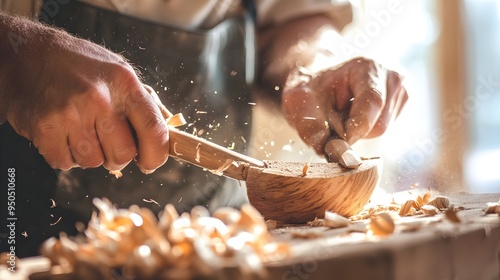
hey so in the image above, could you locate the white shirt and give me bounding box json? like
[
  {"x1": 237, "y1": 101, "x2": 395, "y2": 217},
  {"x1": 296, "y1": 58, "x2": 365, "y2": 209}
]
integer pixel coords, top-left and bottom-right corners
[{"x1": 1, "y1": 0, "x2": 352, "y2": 30}]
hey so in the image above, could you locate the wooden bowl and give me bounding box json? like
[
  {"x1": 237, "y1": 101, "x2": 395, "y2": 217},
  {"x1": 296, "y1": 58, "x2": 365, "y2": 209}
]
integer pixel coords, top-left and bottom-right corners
[{"x1": 246, "y1": 159, "x2": 380, "y2": 223}]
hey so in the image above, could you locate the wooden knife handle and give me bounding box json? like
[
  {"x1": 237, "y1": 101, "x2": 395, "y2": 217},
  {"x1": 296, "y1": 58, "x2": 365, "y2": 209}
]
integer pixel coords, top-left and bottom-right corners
[{"x1": 168, "y1": 129, "x2": 265, "y2": 180}]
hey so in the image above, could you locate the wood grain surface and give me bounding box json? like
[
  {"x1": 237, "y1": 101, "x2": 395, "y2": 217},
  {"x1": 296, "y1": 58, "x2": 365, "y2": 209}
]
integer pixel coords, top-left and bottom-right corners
[
  {"x1": 7, "y1": 193, "x2": 500, "y2": 280},
  {"x1": 246, "y1": 159, "x2": 380, "y2": 223}
]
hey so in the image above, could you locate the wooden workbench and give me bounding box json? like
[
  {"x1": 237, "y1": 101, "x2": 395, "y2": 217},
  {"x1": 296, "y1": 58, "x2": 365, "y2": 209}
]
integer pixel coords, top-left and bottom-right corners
[{"x1": 3, "y1": 192, "x2": 500, "y2": 280}]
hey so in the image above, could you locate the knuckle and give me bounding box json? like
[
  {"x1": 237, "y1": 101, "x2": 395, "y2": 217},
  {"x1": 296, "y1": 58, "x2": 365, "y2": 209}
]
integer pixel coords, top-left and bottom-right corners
[
  {"x1": 144, "y1": 113, "x2": 165, "y2": 132},
  {"x1": 71, "y1": 139, "x2": 104, "y2": 168},
  {"x1": 111, "y1": 62, "x2": 140, "y2": 87},
  {"x1": 34, "y1": 120, "x2": 59, "y2": 139},
  {"x1": 112, "y1": 146, "x2": 136, "y2": 167},
  {"x1": 75, "y1": 153, "x2": 103, "y2": 168},
  {"x1": 78, "y1": 156, "x2": 104, "y2": 168},
  {"x1": 42, "y1": 150, "x2": 73, "y2": 170},
  {"x1": 353, "y1": 57, "x2": 376, "y2": 68}
]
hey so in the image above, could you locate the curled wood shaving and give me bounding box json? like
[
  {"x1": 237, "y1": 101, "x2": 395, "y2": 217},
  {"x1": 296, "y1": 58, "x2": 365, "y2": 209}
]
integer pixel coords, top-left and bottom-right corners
[
  {"x1": 109, "y1": 170, "x2": 123, "y2": 179},
  {"x1": 142, "y1": 198, "x2": 161, "y2": 208},
  {"x1": 41, "y1": 199, "x2": 288, "y2": 278},
  {"x1": 422, "y1": 192, "x2": 432, "y2": 204},
  {"x1": 399, "y1": 200, "x2": 415, "y2": 216},
  {"x1": 369, "y1": 212, "x2": 395, "y2": 236},
  {"x1": 209, "y1": 159, "x2": 236, "y2": 176},
  {"x1": 350, "y1": 204, "x2": 401, "y2": 221},
  {"x1": 484, "y1": 202, "x2": 500, "y2": 214},
  {"x1": 172, "y1": 142, "x2": 182, "y2": 156},
  {"x1": 195, "y1": 143, "x2": 201, "y2": 163},
  {"x1": 324, "y1": 211, "x2": 350, "y2": 228},
  {"x1": 414, "y1": 195, "x2": 424, "y2": 210},
  {"x1": 427, "y1": 196, "x2": 450, "y2": 210},
  {"x1": 50, "y1": 216, "x2": 62, "y2": 226},
  {"x1": 265, "y1": 219, "x2": 277, "y2": 230},
  {"x1": 165, "y1": 113, "x2": 187, "y2": 127},
  {"x1": 421, "y1": 205, "x2": 439, "y2": 216}
]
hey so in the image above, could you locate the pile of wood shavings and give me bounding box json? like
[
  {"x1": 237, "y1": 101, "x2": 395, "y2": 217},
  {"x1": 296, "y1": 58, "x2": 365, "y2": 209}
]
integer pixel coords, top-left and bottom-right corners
[
  {"x1": 40, "y1": 198, "x2": 288, "y2": 279},
  {"x1": 302, "y1": 189, "x2": 466, "y2": 238}
]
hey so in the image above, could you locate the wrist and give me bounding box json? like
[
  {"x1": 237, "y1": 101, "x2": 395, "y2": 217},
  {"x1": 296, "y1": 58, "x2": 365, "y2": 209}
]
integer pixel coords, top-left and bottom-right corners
[
  {"x1": 259, "y1": 14, "x2": 346, "y2": 97},
  {"x1": 0, "y1": 13, "x2": 55, "y2": 123}
]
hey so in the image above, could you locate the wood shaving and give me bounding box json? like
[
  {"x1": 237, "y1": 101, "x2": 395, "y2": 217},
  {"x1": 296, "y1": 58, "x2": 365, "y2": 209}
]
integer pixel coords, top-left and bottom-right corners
[
  {"x1": 50, "y1": 198, "x2": 56, "y2": 208},
  {"x1": 301, "y1": 163, "x2": 309, "y2": 177},
  {"x1": 173, "y1": 142, "x2": 182, "y2": 156},
  {"x1": 209, "y1": 159, "x2": 235, "y2": 176},
  {"x1": 399, "y1": 200, "x2": 415, "y2": 216},
  {"x1": 422, "y1": 192, "x2": 432, "y2": 204},
  {"x1": 484, "y1": 202, "x2": 500, "y2": 214},
  {"x1": 324, "y1": 211, "x2": 350, "y2": 228},
  {"x1": 165, "y1": 113, "x2": 187, "y2": 127},
  {"x1": 265, "y1": 219, "x2": 277, "y2": 230},
  {"x1": 307, "y1": 217, "x2": 325, "y2": 227},
  {"x1": 360, "y1": 156, "x2": 381, "y2": 160},
  {"x1": 427, "y1": 196, "x2": 450, "y2": 210},
  {"x1": 50, "y1": 216, "x2": 62, "y2": 226},
  {"x1": 421, "y1": 205, "x2": 439, "y2": 216},
  {"x1": 142, "y1": 198, "x2": 161, "y2": 208},
  {"x1": 195, "y1": 143, "x2": 201, "y2": 163},
  {"x1": 109, "y1": 170, "x2": 123, "y2": 179},
  {"x1": 369, "y1": 212, "x2": 395, "y2": 236},
  {"x1": 350, "y1": 204, "x2": 401, "y2": 221},
  {"x1": 41, "y1": 199, "x2": 287, "y2": 279},
  {"x1": 414, "y1": 195, "x2": 424, "y2": 210}
]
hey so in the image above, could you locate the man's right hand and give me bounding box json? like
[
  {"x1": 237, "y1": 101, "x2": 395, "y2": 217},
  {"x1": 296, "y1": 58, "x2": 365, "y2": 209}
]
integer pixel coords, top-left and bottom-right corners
[{"x1": 0, "y1": 13, "x2": 169, "y2": 173}]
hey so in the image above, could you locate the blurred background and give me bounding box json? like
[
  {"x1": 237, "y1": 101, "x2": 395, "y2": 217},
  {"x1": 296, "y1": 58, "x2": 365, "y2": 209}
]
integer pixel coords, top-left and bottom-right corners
[
  {"x1": 2, "y1": 0, "x2": 500, "y2": 194},
  {"x1": 250, "y1": 0, "x2": 500, "y2": 194}
]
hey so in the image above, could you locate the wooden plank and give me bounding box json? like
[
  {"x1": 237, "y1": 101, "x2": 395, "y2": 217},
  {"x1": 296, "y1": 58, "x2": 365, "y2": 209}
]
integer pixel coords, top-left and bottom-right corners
[{"x1": 4, "y1": 193, "x2": 500, "y2": 280}]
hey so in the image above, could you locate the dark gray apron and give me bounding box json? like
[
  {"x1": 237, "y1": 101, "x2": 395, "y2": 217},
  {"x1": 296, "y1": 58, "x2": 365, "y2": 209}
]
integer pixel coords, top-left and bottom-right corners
[{"x1": 0, "y1": 0, "x2": 256, "y2": 257}]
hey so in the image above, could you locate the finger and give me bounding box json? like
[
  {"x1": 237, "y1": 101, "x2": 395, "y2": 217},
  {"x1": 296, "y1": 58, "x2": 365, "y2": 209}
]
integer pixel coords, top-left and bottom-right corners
[
  {"x1": 124, "y1": 86, "x2": 169, "y2": 173},
  {"x1": 364, "y1": 70, "x2": 402, "y2": 138},
  {"x1": 32, "y1": 119, "x2": 76, "y2": 170},
  {"x1": 395, "y1": 86, "x2": 409, "y2": 118},
  {"x1": 68, "y1": 125, "x2": 105, "y2": 168},
  {"x1": 321, "y1": 74, "x2": 350, "y2": 138},
  {"x1": 367, "y1": 71, "x2": 409, "y2": 138},
  {"x1": 344, "y1": 67, "x2": 386, "y2": 144},
  {"x1": 96, "y1": 114, "x2": 137, "y2": 171},
  {"x1": 143, "y1": 84, "x2": 173, "y2": 120},
  {"x1": 282, "y1": 86, "x2": 331, "y2": 154}
]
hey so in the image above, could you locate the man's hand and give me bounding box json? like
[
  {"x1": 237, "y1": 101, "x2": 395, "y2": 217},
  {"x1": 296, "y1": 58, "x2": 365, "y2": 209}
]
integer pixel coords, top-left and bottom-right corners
[
  {"x1": 258, "y1": 14, "x2": 408, "y2": 156},
  {"x1": 0, "y1": 13, "x2": 169, "y2": 173},
  {"x1": 282, "y1": 57, "x2": 408, "y2": 155}
]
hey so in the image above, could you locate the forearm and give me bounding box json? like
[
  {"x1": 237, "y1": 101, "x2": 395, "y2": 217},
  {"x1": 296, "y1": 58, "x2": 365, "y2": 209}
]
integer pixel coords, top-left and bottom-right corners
[{"x1": 257, "y1": 14, "x2": 346, "y2": 98}]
